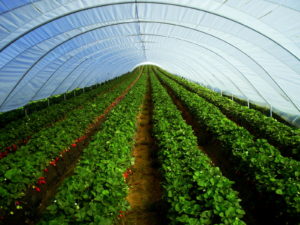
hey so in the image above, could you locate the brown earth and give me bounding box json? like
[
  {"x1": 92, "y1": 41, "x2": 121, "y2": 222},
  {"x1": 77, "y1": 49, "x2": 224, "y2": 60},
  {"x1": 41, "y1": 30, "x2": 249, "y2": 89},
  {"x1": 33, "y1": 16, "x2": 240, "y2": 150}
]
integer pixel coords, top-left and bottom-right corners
[{"x1": 119, "y1": 80, "x2": 165, "y2": 225}]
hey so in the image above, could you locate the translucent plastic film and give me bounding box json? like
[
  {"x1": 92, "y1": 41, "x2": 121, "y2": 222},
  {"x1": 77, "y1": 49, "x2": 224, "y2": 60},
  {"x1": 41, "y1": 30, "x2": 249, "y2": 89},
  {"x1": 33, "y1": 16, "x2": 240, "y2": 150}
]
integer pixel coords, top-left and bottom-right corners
[{"x1": 0, "y1": 0, "x2": 299, "y2": 126}]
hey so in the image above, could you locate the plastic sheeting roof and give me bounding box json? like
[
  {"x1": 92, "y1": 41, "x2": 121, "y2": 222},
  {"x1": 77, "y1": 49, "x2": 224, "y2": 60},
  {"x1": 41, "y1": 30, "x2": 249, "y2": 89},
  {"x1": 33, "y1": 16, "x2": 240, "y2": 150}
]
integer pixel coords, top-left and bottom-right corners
[{"x1": 0, "y1": 0, "x2": 299, "y2": 125}]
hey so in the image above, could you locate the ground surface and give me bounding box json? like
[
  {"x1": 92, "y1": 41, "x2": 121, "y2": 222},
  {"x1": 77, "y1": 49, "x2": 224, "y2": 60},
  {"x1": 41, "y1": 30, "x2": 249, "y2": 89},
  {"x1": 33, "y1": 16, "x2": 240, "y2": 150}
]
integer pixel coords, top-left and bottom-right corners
[{"x1": 120, "y1": 83, "x2": 165, "y2": 225}]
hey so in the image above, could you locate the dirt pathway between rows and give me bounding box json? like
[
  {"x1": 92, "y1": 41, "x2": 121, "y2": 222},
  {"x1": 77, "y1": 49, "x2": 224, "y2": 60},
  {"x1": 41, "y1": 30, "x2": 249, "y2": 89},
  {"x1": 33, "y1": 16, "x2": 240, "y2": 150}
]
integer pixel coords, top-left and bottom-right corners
[{"x1": 119, "y1": 79, "x2": 165, "y2": 225}]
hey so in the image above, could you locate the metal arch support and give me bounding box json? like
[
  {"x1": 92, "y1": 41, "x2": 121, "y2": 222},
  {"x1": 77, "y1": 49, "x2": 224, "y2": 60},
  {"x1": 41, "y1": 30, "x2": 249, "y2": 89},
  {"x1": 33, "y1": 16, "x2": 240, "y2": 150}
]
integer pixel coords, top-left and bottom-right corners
[
  {"x1": 146, "y1": 48, "x2": 221, "y2": 87},
  {"x1": 51, "y1": 48, "x2": 143, "y2": 95},
  {"x1": 146, "y1": 22, "x2": 298, "y2": 111},
  {"x1": 3, "y1": 27, "x2": 245, "y2": 107},
  {"x1": 54, "y1": 38, "x2": 223, "y2": 94},
  {"x1": 27, "y1": 35, "x2": 142, "y2": 101},
  {"x1": 2, "y1": 11, "x2": 298, "y2": 85},
  {"x1": 196, "y1": 52, "x2": 249, "y2": 99},
  {"x1": 67, "y1": 46, "x2": 209, "y2": 93},
  {"x1": 75, "y1": 55, "x2": 143, "y2": 89},
  {"x1": 1, "y1": 0, "x2": 298, "y2": 63},
  {"x1": 29, "y1": 40, "x2": 140, "y2": 101},
  {"x1": 1, "y1": 21, "x2": 298, "y2": 112},
  {"x1": 175, "y1": 54, "x2": 233, "y2": 93},
  {"x1": 80, "y1": 57, "x2": 142, "y2": 88},
  {"x1": 62, "y1": 48, "x2": 144, "y2": 92},
  {"x1": 134, "y1": 0, "x2": 147, "y2": 61},
  {"x1": 23, "y1": 32, "x2": 270, "y2": 106},
  {"x1": 140, "y1": 33, "x2": 272, "y2": 105},
  {"x1": 48, "y1": 58, "x2": 90, "y2": 97},
  {"x1": 7, "y1": 20, "x2": 299, "y2": 112},
  {"x1": 64, "y1": 59, "x2": 101, "y2": 92},
  {"x1": 166, "y1": 35, "x2": 272, "y2": 106},
  {"x1": 63, "y1": 47, "x2": 144, "y2": 89},
  {"x1": 19, "y1": 24, "x2": 270, "y2": 103},
  {"x1": 74, "y1": 47, "x2": 196, "y2": 88},
  {"x1": 0, "y1": 20, "x2": 139, "y2": 109},
  {"x1": 0, "y1": 20, "x2": 285, "y2": 108},
  {"x1": 63, "y1": 44, "x2": 219, "y2": 92},
  {"x1": 65, "y1": 53, "x2": 142, "y2": 92}
]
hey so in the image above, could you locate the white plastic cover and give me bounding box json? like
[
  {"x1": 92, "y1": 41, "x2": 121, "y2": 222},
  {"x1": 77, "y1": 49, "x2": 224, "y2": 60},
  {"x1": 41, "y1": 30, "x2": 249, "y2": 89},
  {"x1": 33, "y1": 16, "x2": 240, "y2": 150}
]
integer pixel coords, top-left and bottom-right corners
[{"x1": 0, "y1": 0, "x2": 299, "y2": 126}]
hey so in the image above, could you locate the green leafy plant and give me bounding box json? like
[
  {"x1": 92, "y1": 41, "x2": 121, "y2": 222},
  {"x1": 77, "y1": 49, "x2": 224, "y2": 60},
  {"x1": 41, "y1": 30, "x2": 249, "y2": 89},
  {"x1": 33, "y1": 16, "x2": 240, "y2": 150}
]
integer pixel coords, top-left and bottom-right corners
[
  {"x1": 0, "y1": 71, "x2": 139, "y2": 211},
  {"x1": 156, "y1": 70, "x2": 300, "y2": 220},
  {"x1": 150, "y1": 71, "x2": 246, "y2": 224},
  {"x1": 0, "y1": 72, "x2": 133, "y2": 156},
  {"x1": 38, "y1": 69, "x2": 147, "y2": 224},
  {"x1": 160, "y1": 69, "x2": 300, "y2": 160}
]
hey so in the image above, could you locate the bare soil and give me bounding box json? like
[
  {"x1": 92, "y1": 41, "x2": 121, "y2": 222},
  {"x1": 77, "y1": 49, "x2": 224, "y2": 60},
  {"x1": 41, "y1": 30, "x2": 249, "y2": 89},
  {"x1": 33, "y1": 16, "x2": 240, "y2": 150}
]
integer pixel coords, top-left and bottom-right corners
[{"x1": 119, "y1": 80, "x2": 166, "y2": 225}]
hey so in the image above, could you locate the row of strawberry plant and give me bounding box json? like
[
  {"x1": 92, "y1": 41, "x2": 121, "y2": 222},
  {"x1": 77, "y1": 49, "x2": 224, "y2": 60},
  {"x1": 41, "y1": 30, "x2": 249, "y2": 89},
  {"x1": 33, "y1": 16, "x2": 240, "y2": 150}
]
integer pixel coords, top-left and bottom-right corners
[
  {"x1": 0, "y1": 71, "x2": 140, "y2": 211},
  {"x1": 0, "y1": 71, "x2": 121, "y2": 128},
  {"x1": 150, "y1": 71, "x2": 246, "y2": 224},
  {"x1": 0, "y1": 72, "x2": 133, "y2": 156},
  {"x1": 158, "y1": 68, "x2": 300, "y2": 160},
  {"x1": 38, "y1": 71, "x2": 147, "y2": 224},
  {"x1": 157, "y1": 71, "x2": 300, "y2": 221}
]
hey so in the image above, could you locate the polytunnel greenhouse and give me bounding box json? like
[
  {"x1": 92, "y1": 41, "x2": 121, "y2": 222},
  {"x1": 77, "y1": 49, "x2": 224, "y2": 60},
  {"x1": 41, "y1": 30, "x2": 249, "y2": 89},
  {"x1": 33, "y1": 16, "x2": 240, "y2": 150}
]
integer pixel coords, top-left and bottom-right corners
[{"x1": 0, "y1": 0, "x2": 299, "y2": 224}]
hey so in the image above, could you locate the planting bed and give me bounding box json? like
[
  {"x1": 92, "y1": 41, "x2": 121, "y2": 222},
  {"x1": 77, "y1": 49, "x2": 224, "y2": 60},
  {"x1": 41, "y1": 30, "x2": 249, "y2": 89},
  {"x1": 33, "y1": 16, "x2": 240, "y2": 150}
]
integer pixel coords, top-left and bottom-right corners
[
  {"x1": 159, "y1": 69, "x2": 300, "y2": 160},
  {"x1": 0, "y1": 69, "x2": 142, "y2": 224},
  {"x1": 156, "y1": 69, "x2": 300, "y2": 224},
  {"x1": 1, "y1": 65, "x2": 299, "y2": 225}
]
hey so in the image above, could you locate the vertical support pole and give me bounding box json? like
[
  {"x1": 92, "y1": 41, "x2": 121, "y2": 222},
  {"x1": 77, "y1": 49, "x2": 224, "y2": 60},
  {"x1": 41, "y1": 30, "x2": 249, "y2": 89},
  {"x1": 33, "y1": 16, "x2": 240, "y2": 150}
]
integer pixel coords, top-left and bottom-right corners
[
  {"x1": 74, "y1": 90, "x2": 76, "y2": 97},
  {"x1": 64, "y1": 93, "x2": 66, "y2": 100},
  {"x1": 221, "y1": 90, "x2": 223, "y2": 96},
  {"x1": 25, "y1": 108, "x2": 28, "y2": 117},
  {"x1": 247, "y1": 98, "x2": 250, "y2": 108},
  {"x1": 270, "y1": 105, "x2": 273, "y2": 117},
  {"x1": 83, "y1": 87, "x2": 85, "y2": 93},
  {"x1": 47, "y1": 98, "x2": 50, "y2": 107},
  {"x1": 231, "y1": 94, "x2": 234, "y2": 101}
]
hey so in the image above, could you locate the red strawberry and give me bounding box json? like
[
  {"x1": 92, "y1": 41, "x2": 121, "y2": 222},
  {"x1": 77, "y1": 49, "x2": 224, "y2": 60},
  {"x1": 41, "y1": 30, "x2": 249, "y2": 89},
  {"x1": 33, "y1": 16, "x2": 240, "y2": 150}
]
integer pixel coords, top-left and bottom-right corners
[
  {"x1": 71, "y1": 143, "x2": 76, "y2": 148},
  {"x1": 38, "y1": 180, "x2": 46, "y2": 185},
  {"x1": 12, "y1": 144, "x2": 17, "y2": 151},
  {"x1": 35, "y1": 187, "x2": 41, "y2": 192},
  {"x1": 44, "y1": 168, "x2": 49, "y2": 172},
  {"x1": 123, "y1": 172, "x2": 129, "y2": 179}
]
